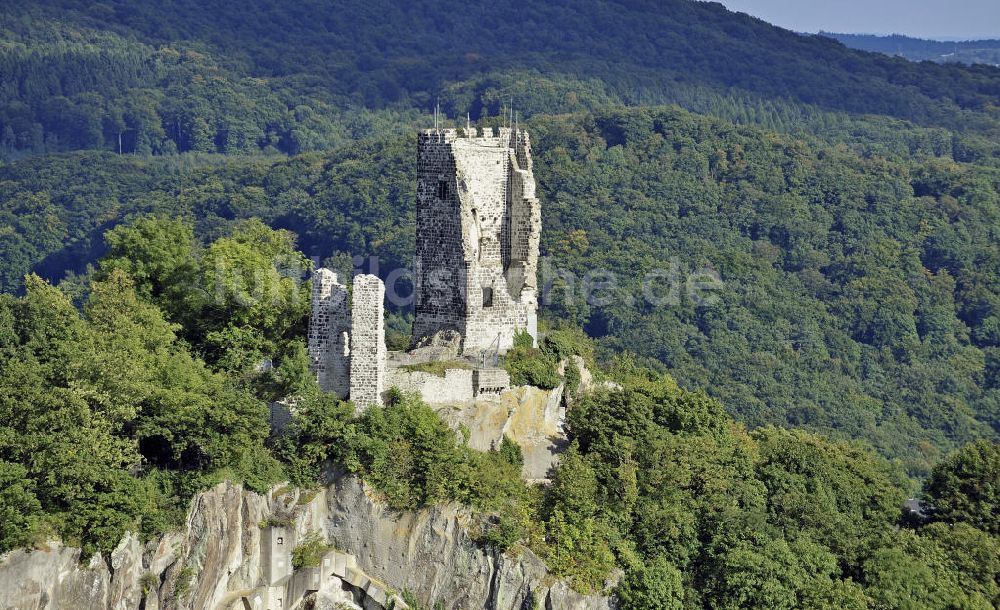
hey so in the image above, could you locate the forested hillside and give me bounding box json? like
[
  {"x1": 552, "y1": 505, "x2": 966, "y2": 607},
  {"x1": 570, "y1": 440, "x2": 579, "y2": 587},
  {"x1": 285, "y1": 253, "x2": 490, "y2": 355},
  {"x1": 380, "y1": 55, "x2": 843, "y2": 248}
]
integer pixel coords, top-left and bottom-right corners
[
  {"x1": 3, "y1": 105, "x2": 998, "y2": 474},
  {"x1": 3, "y1": 0, "x2": 1000, "y2": 160},
  {"x1": 2, "y1": 1, "x2": 1000, "y2": 604},
  {"x1": 828, "y1": 32, "x2": 1000, "y2": 66},
  {"x1": 2, "y1": 221, "x2": 999, "y2": 609}
]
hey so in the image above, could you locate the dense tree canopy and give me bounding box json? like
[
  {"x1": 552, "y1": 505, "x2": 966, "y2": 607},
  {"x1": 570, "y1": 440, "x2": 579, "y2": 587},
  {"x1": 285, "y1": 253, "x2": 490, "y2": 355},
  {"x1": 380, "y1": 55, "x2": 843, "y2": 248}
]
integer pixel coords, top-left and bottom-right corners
[
  {"x1": 0, "y1": 269, "x2": 280, "y2": 553},
  {"x1": 0, "y1": 219, "x2": 997, "y2": 610},
  {"x1": 924, "y1": 440, "x2": 1000, "y2": 534},
  {"x1": 3, "y1": 0, "x2": 1000, "y2": 163},
  {"x1": 4, "y1": 105, "x2": 997, "y2": 474}
]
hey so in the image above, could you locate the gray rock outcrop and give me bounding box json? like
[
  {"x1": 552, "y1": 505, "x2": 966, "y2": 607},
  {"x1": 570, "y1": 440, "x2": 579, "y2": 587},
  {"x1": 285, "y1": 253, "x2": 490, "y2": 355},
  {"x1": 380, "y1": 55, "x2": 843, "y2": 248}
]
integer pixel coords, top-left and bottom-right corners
[
  {"x1": 0, "y1": 477, "x2": 612, "y2": 610},
  {"x1": 325, "y1": 476, "x2": 612, "y2": 610}
]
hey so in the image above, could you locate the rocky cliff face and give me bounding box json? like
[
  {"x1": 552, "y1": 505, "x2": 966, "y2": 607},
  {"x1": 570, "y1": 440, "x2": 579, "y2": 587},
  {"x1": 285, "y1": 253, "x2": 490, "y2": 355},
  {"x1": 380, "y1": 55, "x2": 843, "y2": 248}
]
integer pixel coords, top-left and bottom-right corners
[
  {"x1": 324, "y1": 476, "x2": 611, "y2": 610},
  {"x1": 0, "y1": 481, "x2": 266, "y2": 610},
  {"x1": 0, "y1": 477, "x2": 612, "y2": 610}
]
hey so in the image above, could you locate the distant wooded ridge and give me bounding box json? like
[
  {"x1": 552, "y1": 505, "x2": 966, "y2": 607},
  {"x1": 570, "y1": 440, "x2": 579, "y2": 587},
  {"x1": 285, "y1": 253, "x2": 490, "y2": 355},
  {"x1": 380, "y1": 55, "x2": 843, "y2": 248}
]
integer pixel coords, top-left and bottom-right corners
[{"x1": 825, "y1": 32, "x2": 1000, "y2": 65}]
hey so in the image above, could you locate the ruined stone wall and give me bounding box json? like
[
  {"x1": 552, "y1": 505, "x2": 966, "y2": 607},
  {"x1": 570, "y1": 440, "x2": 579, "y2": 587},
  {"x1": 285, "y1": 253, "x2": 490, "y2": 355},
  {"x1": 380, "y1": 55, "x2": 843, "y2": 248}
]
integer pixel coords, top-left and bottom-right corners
[
  {"x1": 413, "y1": 130, "x2": 468, "y2": 342},
  {"x1": 349, "y1": 274, "x2": 386, "y2": 411},
  {"x1": 308, "y1": 268, "x2": 351, "y2": 397},
  {"x1": 505, "y1": 131, "x2": 541, "y2": 299},
  {"x1": 308, "y1": 270, "x2": 387, "y2": 409},
  {"x1": 504, "y1": 131, "x2": 537, "y2": 269},
  {"x1": 382, "y1": 365, "x2": 509, "y2": 405},
  {"x1": 413, "y1": 127, "x2": 540, "y2": 356},
  {"x1": 473, "y1": 367, "x2": 510, "y2": 398},
  {"x1": 384, "y1": 367, "x2": 476, "y2": 404}
]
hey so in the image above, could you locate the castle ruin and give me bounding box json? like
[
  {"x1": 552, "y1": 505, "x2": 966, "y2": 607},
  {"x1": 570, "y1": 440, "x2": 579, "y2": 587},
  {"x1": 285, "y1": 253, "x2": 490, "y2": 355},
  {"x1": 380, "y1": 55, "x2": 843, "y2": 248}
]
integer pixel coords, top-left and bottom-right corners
[
  {"x1": 413, "y1": 127, "x2": 540, "y2": 355},
  {"x1": 308, "y1": 268, "x2": 351, "y2": 397},
  {"x1": 348, "y1": 274, "x2": 387, "y2": 410},
  {"x1": 307, "y1": 271, "x2": 386, "y2": 411},
  {"x1": 308, "y1": 126, "x2": 539, "y2": 410}
]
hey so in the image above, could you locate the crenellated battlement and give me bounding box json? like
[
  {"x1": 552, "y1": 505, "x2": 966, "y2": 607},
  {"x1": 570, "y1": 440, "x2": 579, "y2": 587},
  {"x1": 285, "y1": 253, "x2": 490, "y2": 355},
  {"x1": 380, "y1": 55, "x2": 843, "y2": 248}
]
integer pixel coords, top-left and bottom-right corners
[{"x1": 418, "y1": 127, "x2": 530, "y2": 146}]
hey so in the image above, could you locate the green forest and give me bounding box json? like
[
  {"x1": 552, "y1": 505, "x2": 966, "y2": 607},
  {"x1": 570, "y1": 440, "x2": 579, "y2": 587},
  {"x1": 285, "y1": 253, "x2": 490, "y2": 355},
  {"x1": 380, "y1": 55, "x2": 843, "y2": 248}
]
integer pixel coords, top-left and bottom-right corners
[
  {"x1": 2, "y1": 220, "x2": 998, "y2": 608},
  {"x1": 1, "y1": 0, "x2": 999, "y2": 607},
  {"x1": 3, "y1": 0, "x2": 1000, "y2": 160},
  {"x1": 4, "y1": 107, "x2": 997, "y2": 475}
]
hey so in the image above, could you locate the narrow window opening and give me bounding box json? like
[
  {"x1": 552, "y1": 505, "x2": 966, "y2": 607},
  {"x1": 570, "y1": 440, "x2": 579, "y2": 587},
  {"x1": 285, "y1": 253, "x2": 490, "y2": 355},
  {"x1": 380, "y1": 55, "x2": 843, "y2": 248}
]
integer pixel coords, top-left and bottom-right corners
[
  {"x1": 437, "y1": 180, "x2": 449, "y2": 199},
  {"x1": 482, "y1": 287, "x2": 494, "y2": 308}
]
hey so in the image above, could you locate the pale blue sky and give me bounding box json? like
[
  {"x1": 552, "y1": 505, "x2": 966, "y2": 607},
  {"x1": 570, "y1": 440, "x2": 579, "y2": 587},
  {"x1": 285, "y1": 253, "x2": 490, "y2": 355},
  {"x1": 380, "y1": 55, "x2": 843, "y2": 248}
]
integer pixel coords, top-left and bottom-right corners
[{"x1": 720, "y1": 0, "x2": 1000, "y2": 40}]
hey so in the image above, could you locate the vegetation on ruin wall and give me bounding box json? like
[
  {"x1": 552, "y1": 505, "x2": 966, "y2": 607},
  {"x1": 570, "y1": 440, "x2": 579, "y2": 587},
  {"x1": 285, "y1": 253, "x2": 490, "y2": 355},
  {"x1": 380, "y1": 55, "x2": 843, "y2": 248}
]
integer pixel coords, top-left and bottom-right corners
[
  {"x1": 291, "y1": 531, "x2": 333, "y2": 569},
  {"x1": 399, "y1": 360, "x2": 472, "y2": 377},
  {"x1": 504, "y1": 328, "x2": 594, "y2": 390}
]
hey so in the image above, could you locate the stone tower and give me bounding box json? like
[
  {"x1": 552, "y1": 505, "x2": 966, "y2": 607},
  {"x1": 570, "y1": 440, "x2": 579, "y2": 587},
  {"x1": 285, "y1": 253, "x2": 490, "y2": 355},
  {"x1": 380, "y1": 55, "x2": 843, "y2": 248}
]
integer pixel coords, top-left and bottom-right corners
[
  {"x1": 349, "y1": 274, "x2": 387, "y2": 410},
  {"x1": 412, "y1": 127, "x2": 540, "y2": 355},
  {"x1": 307, "y1": 271, "x2": 386, "y2": 411}
]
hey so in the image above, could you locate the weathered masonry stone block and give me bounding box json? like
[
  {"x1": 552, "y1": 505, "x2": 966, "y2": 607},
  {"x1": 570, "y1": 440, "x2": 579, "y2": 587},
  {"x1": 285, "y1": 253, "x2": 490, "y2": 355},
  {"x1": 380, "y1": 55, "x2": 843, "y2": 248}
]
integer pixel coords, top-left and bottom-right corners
[
  {"x1": 308, "y1": 270, "x2": 387, "y2": 410},
  {"x1": 350, "y1": 274, "x2": 387, "y2": 411},
  {"x1": 473, "y1": 367, "x2": 510, "y2": 398},
  {"x1": 413, "y1": 127, "x2": 540, "y2": 356},
  {"x1": 308, "y1": 268, "x2": 350, "y2": 397}
]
